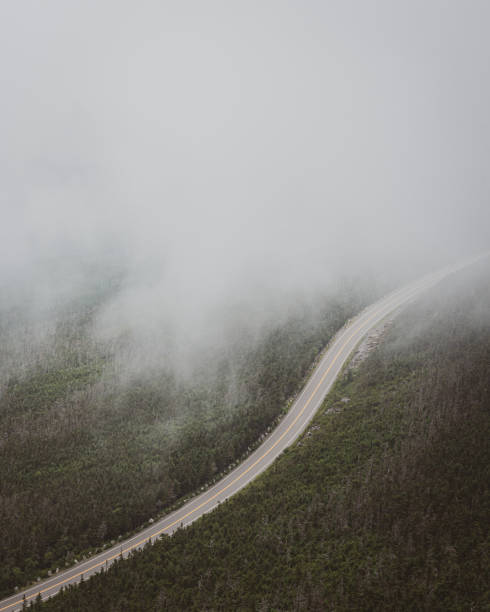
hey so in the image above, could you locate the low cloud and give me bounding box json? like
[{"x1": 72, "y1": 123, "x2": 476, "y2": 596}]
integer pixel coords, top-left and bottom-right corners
[{"x1": 1, "y1": 0, "x2": 489, "y2": 372}]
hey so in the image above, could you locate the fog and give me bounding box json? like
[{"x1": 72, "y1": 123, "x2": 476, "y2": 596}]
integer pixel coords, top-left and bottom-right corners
[{"x1": 1, "y1": 1, "x2": 490, "y2": 374}]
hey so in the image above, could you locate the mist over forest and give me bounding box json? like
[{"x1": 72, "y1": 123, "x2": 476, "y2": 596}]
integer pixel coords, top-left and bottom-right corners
[{"x1": 2, "y1": 0, "x2": 490, "y2": 382}]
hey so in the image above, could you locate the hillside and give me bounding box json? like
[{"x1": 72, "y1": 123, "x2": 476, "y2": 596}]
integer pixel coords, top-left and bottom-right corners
[
  {"x1": 0, "y1": 269, "x2": 372, "y2": 596},
  {"x1": 31, "y1": 259, "x2": 490, "y2": 611}
]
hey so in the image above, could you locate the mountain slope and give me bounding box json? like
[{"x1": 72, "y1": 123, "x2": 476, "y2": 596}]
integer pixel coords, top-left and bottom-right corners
[
  {"x1": 32, "y1": 261, "x2": 490, "y2": 610},
  {"x1": 0, "y1": 275, "x2": 371, "y2": 596}
]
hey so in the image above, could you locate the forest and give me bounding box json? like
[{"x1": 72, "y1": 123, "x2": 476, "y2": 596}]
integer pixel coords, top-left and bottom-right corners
[
  {"x1": 27, "y1": 259, "x2": 490, "y2": 611},
  {"x1": 0, "y1": 263, "x2": 373, "y2": 596}
]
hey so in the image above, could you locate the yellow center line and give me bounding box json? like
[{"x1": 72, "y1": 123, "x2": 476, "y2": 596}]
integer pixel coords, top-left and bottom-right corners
[{"x1": 0, "y1": 285, "x2": 420, "y2": 611}]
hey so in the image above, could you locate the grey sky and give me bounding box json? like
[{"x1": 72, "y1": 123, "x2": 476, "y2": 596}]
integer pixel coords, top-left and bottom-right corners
[{"x1": 1, "y1": 1, "x2": 489, "y2": 337}]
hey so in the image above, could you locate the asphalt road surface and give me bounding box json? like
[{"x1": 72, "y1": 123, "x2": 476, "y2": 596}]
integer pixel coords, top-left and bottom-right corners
[{"x1": 0, "y1": 260, "x2": 476, "y2": 611}]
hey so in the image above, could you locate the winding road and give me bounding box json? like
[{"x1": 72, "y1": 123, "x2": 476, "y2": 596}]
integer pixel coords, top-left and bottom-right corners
[{"x1": 0, "y1": 260, "x2": 477, "y2": 611}]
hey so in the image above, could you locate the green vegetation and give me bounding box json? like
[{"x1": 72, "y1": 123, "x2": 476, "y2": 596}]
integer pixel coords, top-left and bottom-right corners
[
  {"x1": 0, "y1": 277, "x2": 369, "y2": 596},
  {"x1": 30, "y1": 260, "x2": 490, "y2": 611}
]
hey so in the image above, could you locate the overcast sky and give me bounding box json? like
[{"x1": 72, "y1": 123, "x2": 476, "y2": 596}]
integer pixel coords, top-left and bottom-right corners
[{"x1": 1, "y1": 1, "x2": 489, "y2": 328}]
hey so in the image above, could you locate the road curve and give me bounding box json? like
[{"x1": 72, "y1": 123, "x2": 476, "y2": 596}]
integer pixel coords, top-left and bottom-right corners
[{"x1": 0, "y1": 259, "x2": 478, "y2": 611}]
